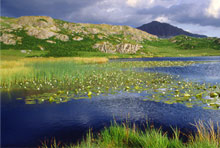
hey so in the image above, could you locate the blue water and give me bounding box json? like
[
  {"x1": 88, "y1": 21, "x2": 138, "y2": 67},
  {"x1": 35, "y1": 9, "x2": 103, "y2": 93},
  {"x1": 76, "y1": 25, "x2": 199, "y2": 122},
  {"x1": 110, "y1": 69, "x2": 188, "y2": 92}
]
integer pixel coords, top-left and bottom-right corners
[
  {"x1": 111, "y1": 56, "x2": 220, "y2": 62},
  {"x1": 1, "y1": 56, "x2": 220, "y2": 147},
  {"x1": 144, "y1": 62, "x2": 220, "y2": 83}
]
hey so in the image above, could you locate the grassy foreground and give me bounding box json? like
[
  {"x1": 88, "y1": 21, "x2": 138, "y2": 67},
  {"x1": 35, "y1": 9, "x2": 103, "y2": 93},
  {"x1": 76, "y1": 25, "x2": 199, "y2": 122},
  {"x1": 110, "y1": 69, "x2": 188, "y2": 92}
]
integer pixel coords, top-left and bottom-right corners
[{"x1": 41, "y1": 121, "x2": 220, "y2": 148}]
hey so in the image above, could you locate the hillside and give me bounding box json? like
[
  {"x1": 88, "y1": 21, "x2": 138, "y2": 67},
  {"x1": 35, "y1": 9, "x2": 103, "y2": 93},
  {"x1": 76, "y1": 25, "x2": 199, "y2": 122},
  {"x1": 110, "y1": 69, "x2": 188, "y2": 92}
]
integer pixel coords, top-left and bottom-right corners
[
  {"x1": 137, "y1": 21, "x2": 207, "y2": 38},
  {"x1": 0, "y1": 16, "x2": 219, "y2": 58},
  {"x1": 0, "y1": 16, "x2": 157, "y2": 57}
]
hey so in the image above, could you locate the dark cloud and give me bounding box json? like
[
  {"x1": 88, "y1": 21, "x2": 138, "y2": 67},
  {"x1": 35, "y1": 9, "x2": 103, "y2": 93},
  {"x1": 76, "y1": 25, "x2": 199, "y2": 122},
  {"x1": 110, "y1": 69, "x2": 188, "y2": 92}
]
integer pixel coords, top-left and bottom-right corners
[
  {"x1": 1, "y1": 0, "x2": 101, "y2": 20},
  {"x1": 1, "y1": 0, "x2": 220, "y2": 37}
]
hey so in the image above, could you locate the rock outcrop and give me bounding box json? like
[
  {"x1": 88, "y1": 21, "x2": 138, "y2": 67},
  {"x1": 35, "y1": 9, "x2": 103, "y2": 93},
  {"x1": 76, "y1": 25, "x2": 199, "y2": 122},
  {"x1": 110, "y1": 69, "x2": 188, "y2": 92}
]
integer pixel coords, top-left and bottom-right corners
[
  {"x1": 93, "y1": 42, "x2": 143, "y2": 54},
  {"x1": 0, "y1": 16, "x2": 158, "y2": 54},
  {"x1": 72, "y1": 37, "x2": 83, "y2": 41},
  {"x1": 116, "y1": 43, "x2": 142, "y2": 53},
  {"x1": 46, "y1": 40, "x2": 56, "y2": 44},
  {"x1": 0, "y1": 33, "x2": 21, "y2": 45},
  {"x1": 55, "y1": 34, "x2": 69, "y2": 42},
  {"x1": 27, "y1": 27, "x2": 57, "y2": 39}
]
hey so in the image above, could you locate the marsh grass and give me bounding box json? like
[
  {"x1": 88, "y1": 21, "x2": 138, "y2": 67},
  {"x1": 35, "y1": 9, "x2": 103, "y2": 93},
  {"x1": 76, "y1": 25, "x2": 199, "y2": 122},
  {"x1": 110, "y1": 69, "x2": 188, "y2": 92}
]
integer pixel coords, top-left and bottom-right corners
[
  {"x1": 0, "y1": 59, "x2": 193, "y2": 88},
  {"x1": 0, "y1": 57, "x2": 108, "y2": 82},
  {"x1": 188, "y1": 121, "x2": 220, "y2": 148},
  {"x1": 19, "y1": 57, "x2": 108, "y2": 64},
  {"x1": 40, "y1": 121, "x2": 220, "y2": 148},
  {"x1": 0, "y1": 60, "x2": 32, "y2": 85}
]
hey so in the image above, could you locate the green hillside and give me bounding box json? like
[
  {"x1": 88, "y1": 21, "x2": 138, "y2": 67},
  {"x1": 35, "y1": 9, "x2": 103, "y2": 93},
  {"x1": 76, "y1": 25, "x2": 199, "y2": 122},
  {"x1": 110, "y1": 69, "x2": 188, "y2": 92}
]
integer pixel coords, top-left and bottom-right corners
[{"x1": 0, "y1": 16, "x2": 219, "y2": 57}]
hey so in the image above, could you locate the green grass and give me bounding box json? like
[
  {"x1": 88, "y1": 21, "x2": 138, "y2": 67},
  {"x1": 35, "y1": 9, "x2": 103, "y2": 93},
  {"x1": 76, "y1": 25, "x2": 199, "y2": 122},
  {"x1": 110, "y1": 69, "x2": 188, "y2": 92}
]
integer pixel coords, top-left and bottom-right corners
[
  {"x1": 138, "y1": 36, "x2": 220, "y2": 57},
  {"x1": 0, "y1": 49, "x2": 46, "y2": 61},
  {"x1": 40, "y1": 121, "x2": 220, "y2": 148},
  {"x1": 171, "y1": 36, "x2": 220, "y2": 50}
]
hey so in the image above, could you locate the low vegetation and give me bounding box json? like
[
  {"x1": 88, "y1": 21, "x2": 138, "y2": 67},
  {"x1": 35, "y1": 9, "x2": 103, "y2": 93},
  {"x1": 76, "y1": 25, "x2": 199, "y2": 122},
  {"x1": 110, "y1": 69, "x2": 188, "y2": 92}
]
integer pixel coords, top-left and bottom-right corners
[
  {"x1": 41, "y1": 121, "x2": 220, "y2": 148},
  {"x1": 140, "y1": 36, "x2": 220, "y2": 57}
]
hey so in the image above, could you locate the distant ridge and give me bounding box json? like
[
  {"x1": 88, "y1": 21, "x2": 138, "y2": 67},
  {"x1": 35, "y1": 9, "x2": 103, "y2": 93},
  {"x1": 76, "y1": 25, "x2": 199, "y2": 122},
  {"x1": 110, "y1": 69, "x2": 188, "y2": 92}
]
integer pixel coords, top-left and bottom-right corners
[{"x1": 137, "y1": 21, "x2": 207, "y2": 38}]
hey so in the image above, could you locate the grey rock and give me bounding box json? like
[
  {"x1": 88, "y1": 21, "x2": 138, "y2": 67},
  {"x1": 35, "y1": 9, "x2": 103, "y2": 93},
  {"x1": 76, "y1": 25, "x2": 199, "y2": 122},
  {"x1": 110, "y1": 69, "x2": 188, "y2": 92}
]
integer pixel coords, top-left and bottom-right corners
[
  {"x1": 55, "y1": 34, "x2": 69, "y2": 42},
  {"x1": 72, "y1": 37, "x2": 83, "y2": 41},
  {"x1": 0, "y1": 33, "x2": 20, "y2": 45},
  {"x1": 46, "y1": 40, "x2": 56, "y2": 44},
  {"x1": 93, "y1": 42, "x2": 143, "y2": 54},
  {"x1": 27, "y1": 28, "x2": 57, "y2": 39}
]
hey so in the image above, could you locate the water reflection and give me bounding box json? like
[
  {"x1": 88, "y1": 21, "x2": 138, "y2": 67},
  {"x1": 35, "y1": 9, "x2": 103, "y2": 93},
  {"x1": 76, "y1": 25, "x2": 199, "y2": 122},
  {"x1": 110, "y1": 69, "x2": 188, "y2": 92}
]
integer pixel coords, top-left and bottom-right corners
[
  {"x1": 2, "y1": 92, "x2": 220, "y2": 147},
  {"x1": 144, "y1": 62, "x2": 220, "y2": 83},
  {"x1": 112, "y1": 56, "x2": 220, "y2": 62}
]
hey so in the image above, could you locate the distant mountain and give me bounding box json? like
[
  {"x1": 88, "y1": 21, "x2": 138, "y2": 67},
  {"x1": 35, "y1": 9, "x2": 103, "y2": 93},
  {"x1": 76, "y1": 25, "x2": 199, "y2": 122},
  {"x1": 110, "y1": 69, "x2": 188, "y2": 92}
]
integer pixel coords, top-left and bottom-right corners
[{"x1": 137, "y1": 21, "x2": 207, "y2": 38}]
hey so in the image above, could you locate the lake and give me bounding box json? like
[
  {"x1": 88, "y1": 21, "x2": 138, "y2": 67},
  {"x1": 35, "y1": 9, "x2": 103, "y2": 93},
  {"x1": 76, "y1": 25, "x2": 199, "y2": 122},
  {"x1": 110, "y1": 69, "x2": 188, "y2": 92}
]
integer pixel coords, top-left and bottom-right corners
[{"x1": 1, "y1": 56, "x2": 220, "y2": 147}]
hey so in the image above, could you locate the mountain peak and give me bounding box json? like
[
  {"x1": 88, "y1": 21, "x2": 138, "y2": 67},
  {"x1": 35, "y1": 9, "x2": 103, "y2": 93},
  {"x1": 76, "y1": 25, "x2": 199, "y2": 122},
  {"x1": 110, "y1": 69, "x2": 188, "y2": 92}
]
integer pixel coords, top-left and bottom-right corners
[
  {"x1": 150, "y1": 21, "x2": 162, "y2": 24},
  {"x1": 137, "y1": 21, "x2": 207, "y2": 38}
]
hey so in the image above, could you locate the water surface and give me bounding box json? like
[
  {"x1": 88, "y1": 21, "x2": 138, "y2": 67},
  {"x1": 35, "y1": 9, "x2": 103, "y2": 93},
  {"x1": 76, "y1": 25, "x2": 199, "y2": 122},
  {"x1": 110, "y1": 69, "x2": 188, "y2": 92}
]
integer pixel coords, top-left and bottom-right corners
[{"x1": 2, "y1": 56, "x2": 220, "y2": 147}]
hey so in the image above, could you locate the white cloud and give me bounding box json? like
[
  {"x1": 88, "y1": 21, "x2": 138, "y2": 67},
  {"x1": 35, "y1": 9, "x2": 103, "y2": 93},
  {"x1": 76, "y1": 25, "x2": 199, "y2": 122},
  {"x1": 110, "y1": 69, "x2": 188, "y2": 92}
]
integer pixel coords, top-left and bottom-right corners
[
  {"x1": 126, "y1": 0, "x2": 157, "y2": 8},
  {"x1": 149, "y1": 0, "x2": 155, "y2": 5},
  {"x1": 206, "y1": 0, "x2": 220, "y2": 18},
  {"x1": 126, "y1": 0, "x2": 140, "y2": 7},
  {"x1": 155, "y1": 16, "x2": 169, "y2": 22}
]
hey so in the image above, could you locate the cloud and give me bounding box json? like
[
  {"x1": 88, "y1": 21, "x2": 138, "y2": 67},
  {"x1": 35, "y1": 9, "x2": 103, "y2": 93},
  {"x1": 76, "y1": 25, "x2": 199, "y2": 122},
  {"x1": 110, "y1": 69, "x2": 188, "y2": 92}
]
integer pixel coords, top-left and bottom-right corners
[
  {"x1": 206, "y1": 0, "x2": 220, "y2": 18},
  {"x1": 155, "y1": 16, "x2": 170, "y2": 23},
  {"x1": 1, "y1": 0, "x2": 101, "y2": 19},
  {"x1": 137, "y1": 2, "x2": 220, "y2": 27},
  {"x1": 126, "y1": 0, "x2": 140, "y2": 7}
]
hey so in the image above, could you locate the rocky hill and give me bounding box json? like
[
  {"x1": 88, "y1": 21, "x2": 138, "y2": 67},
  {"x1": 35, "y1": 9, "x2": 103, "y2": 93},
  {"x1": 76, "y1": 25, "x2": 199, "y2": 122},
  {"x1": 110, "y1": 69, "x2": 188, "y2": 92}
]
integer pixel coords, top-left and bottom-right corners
[
  {"x1": 0, "y1": 16, "x2": 157, "y2": 56},
  {"x1": 137, "y1": 21, "x2": 207, "y2": 38}
]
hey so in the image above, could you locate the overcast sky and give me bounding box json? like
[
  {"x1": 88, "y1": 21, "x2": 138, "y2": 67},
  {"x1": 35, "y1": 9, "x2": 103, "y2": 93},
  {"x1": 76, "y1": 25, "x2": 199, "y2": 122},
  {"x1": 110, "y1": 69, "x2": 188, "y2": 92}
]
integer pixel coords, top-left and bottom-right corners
[{"x1": 1, "y1": 0, "x2": 220, "y2": 37}]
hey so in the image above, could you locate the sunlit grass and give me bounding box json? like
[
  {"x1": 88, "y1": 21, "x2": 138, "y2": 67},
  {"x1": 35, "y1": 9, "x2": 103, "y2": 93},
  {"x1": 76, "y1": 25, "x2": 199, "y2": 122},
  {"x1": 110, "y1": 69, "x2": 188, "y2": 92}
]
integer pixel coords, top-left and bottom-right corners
[
  {"x1": 188, "y1": 121, "x2": 220, "y2": 147},
  {"x1": 0, "y1": 57, "x2": 108, "y2": 82},
  {"x1": 0, "y1": 49, "x2": 46, "y2": 61},
  {"x1": 20, "y1": 57, "x2": 109, "y2": 64},
  {"x1": 40, "y1": 121, "x2": 220, "y2": 148},
  {"x1": 68, "y1": 57, "x2": 108, "y2": 64},
  {"x1": 0, "y1": 60, "x2": 25, "y2": 69},
  {"x1": 0, "y1": 60, "x2": 32, "y2": 84}
]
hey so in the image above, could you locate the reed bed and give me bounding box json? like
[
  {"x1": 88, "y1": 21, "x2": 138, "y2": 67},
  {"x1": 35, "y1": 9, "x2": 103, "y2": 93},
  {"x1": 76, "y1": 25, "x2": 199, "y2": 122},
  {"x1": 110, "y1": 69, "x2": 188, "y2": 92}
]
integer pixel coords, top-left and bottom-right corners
[
  {"x1": 188, "y1": 121, "x2": 220, "y2": 147},
  {"x1": 20, "y1": 57, "x2": 109, "y2": 64},
  {"x1": 0, "y1": 57, "x2": 108, "y2": 83},
  {"x1": 0, "y1": 60, "x2": 32, "y2": 85}
]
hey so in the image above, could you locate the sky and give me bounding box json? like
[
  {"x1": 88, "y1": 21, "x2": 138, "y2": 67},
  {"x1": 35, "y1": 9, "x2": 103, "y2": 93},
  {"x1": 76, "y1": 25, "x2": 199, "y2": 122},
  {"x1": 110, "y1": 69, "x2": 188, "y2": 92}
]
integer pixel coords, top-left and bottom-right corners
[{"x1": 1, "y1": 0, "x2": 220, "y2": 37}]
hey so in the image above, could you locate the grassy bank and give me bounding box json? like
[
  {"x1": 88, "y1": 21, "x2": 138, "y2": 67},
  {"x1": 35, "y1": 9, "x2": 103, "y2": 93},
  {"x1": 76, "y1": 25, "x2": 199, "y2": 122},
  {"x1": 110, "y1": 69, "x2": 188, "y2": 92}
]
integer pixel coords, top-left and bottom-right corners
[
  {"x1": 41, "y1": 121, "x2": 220, "y2": 148},
  {"x1": 139, "y1": 36, "x2": 220, "y2": 57}
]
